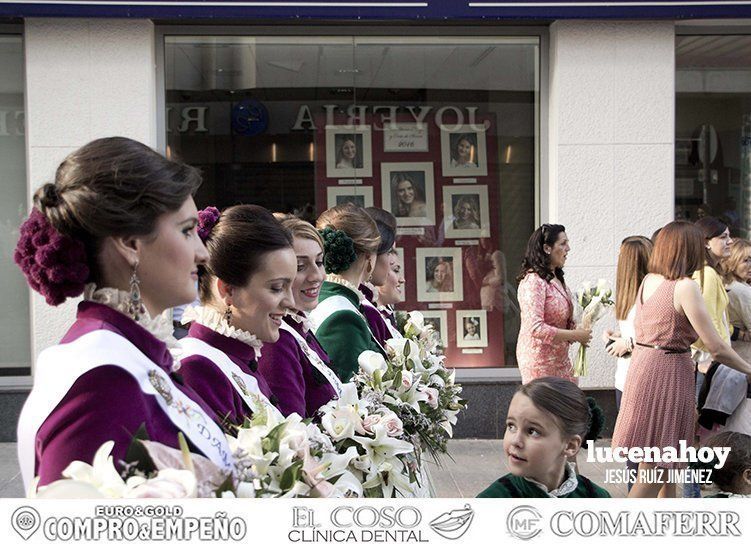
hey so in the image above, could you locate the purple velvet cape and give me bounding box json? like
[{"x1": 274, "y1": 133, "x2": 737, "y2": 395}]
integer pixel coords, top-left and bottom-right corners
[
  {"x1": 177, "y1": 322, "x2": 276, "y2": 428},
  {"x1": 257, "y1": 314, "x2": 337, "y2": 418},
  {"x1": 358, "y1": 284, "x2": 393, "y2": 346},
  {"x1": 31, "y1": 302, "x2": 218, "y2": 486}
]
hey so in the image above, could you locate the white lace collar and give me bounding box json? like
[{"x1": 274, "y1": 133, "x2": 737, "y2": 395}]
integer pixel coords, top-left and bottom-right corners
[
  {"x1": 526, "y1": 462, "x2": 579, "y2": 497},
  {"x1": 326, "y1": 275, "x2": 365, "y2": 303},
  {"x1": 287, "y1": 311, "x2": 311, "y2": 334},
  {"x1": 182, "y1": 305, "x2": 263, "y2": 359},
  {"x1": 83, "y1": 283, "x2": 179, "y2": 352}
]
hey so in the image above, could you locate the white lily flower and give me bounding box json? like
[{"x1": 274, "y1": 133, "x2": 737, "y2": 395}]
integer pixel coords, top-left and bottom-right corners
[
  {"x1": 358, "y1": 350, "x2": 388, "y2": 376},
  {"x1": 352, "y1": 424, "x2": 414, "y2": 467},
  {"x1": 59, "y1": 441, "x2": 127, "y2": 498}
]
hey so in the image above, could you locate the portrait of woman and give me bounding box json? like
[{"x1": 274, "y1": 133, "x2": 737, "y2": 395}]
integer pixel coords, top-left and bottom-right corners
[
  {"x1": 326, "y1": 126, "x2": 372, "y2": 178},
  {"x1": 452, "y1": 194, "x2": 481, "y2": 230},
  {"x1": 443, "y1": 186, "x2": 490, "y2": 239},
  {"x1": 426, "y1": 258, "x2": 454, "y2": 293},
  {"x1": 450, "y1": 133, "x2": 478, "y2": 169},
  {"x1": 392, "y1": 173, "x2": 427, "y2": 218},
  {"x1": 381, "y1": 162, "x2": 436, "y2": 227},
  {"x1": 335, "y1": 135, "x2": 362, "y2": 170},
  {"x1": 416, "y1": 247, "x2": 463, "y2": 302},
  {"x1": 441, "y1": 126, "x2": 488, "y2": 177}
]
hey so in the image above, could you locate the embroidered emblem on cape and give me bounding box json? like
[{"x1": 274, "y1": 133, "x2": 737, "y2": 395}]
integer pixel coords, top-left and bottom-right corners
[
  {"x1": 232, "y1": 372, "x2": 251, "y2": 397},
  {"x1": 148, "y1": 370, "x2": 174, "y2": 405}
]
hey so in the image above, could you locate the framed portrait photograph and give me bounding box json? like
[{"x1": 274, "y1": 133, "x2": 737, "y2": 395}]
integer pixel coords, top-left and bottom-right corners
[
  {"x1": 325, "y1": 125, "x2": 373, "y2": 179},
  {"x1": 421, "y1": 310, "x2": 448, "y2": 349},
  {"x1": 381, "y1": 162, "x2": 436, "y2": 227},
  {"x1": 443, "y1": 185, "x2": 491, "y2": 239},
  {"x1": 383, "y1": 123, "x2": 429, "y2": 153},
  {"x1": 326, "y1": 186, "x2": 374, "y2": 209},
  {"x1": 456, "y1": 310, "x2": 488, "y2": 348},
  {"x1": 415, "y1": 247, "x2": 463, "y2": 302},
  {"x1": 440, "y1": 125, "x2": 488, "y2": 177}
]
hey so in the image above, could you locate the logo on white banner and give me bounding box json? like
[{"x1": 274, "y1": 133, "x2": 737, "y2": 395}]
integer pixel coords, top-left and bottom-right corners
[
  {"x1": 506, "y1": 505, "x2": 542, "y2": 540},
  {"x1": 11, "y1": 506, "x2": 41, "y2": 541},
  {"x1": 428, "y1": 504, "x2": 474, "y2": 540}
]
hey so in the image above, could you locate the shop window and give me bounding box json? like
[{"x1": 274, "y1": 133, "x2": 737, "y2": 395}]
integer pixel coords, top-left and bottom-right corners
[
  {"x1": 0, "y1": 33, "x2": 30, "y2": 377},
  {"x1": 164, "y1": 35, "x2": 539, "y2": 369},
  {"x1": 676, "y1": 35, "x2": 751, "y2": 235}
]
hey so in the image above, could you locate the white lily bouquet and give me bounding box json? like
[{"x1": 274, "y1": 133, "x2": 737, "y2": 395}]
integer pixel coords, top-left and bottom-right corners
[
  {"x1": 573, "y1": 279, "x2": 614, "y2": 377},
  {"x1": 317, "y1": 382, "x2": 418, "y2": 497},
  {"x1": 355, "y1": 311, "x2": 467, "y2": 465}
]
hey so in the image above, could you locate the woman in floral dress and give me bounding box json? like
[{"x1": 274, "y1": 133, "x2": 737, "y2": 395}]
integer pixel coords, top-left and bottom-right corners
[{"x1": 516, "y1": 224, "x2": 591, "y2": 384}]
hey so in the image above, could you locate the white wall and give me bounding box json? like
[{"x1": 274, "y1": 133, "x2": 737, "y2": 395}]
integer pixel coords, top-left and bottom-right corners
[
  {"x1": 547, "y1": 21, "x2": 676, "y2": 389},
  {"x1": 25, "y1": 18, "x2": 157, "y2": 363}
]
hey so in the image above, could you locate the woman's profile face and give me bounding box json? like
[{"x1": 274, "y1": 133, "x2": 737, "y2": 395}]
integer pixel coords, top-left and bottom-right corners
[
  {"x1": 341, "y1": 139, "x2": 357, "y2": 160},
  {"x1": 546, "y1": 231, "x2": 570, "y2": 270},
  {"x1": 396, "y1": 180, "x2": 415, "y2": 204},
  {"x1": 707, "y1": 227, "x2": 732, "y2": 260},
  {"x1": 291, "y1": 236, "x2": 325, "y2": 312},
  {"x1": 136, "y1": 196, "x2": 208, "y2": 315},
  {"x1": 457, "y1": 138, "x2": 472, "y2": 161},
  {"x1": 736, "y1": 249, "x2": 751, "y2": 282}
]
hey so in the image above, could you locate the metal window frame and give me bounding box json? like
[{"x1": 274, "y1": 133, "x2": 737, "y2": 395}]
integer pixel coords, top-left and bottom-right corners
[
  {"x1": 155, "y1": 23, "x2": 549, "y2": 383},
  {"x1": 0, "y1": 24, "x2": 32, "y2": 391}
]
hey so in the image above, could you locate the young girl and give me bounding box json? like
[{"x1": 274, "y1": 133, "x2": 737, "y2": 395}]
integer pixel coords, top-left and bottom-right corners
[
  {"x1": 477, "y1": 377, "x2": 609, "y2": 498},
  {"x1": 258, "y1": 215, "x2": 342, "y2": 418},
  {"x1": 705, "y1": 431, "x2": 751, "y2": 498},
  {"x1": 15, "y1": 137, "x2": 233, "y2": 489},
  {"x1": 178, "y1": 205, "x2": 297, "y2": 426}
]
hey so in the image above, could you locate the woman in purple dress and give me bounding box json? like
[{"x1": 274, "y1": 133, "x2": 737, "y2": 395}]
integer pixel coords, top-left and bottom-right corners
[
  {"x1": 178, "y1": 205, "x2": 297, "y2": 427},
  {"x1": 258, "y1": 216, "x2": 342, "y2": 418},
  {"x1": 15, "y1": 137, "x2": 233, "y2": 490},
  {"x1": 359, "y1": 207, "x2": 398, "y2": 344}
]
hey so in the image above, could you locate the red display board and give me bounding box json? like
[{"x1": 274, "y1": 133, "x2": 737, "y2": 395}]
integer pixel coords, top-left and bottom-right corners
[{"x1": 315, "y1": 111, "x2": 505, "y2": 369}]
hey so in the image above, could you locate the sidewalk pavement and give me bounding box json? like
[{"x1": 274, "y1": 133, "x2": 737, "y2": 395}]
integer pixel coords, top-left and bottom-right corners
[{"x1": 0, "y1": 440, "x2": 632, "y2": 498}]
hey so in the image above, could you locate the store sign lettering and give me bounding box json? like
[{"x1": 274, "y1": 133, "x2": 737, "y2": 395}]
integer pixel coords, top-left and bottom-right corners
[
  {"x1": 292, "y1": 104, "x2": 488, "y2": 131},
  {"x1": 165, "y1": 107, "x2": 209, "y2": 133},
  {"x1": 0, "y1": 110, "x2": 25, "y2": 137}
]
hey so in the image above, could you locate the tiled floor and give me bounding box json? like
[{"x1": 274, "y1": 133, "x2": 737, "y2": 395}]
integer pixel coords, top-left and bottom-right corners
[{"x1": 1, "y1": 440, "x2": 635, "y2": 499}]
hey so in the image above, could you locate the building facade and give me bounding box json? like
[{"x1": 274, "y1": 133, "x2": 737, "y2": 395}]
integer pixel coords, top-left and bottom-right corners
[{"x1": 1, "y1": 1, "x2": 750, "y2": 438}]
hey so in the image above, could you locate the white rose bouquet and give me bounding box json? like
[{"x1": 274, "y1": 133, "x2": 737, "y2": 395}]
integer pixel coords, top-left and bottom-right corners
[
  {"x1": 356, "y1": 311, "x2": 467, "y2": 464},
  {"x1": 573, "y1": 279, "x2": 614, "y2": 377}
]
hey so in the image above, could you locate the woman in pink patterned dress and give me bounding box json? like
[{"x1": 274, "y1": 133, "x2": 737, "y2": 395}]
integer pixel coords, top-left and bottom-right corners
[{"x1": 516, "y1": 224, "x2": 592, "y2": 384}]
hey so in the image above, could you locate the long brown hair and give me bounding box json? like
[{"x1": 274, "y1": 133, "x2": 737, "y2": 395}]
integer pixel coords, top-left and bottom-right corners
[
  {"x1": 615, "y1": 236, "x2": 653, "y2": 321},
  {"x1": 648, "y1": 221, "x2": 704, "y2": 280},
  {"x1": 517, "y1": 377, "x2": 591, "y2": 439},
  {"x1": 721, "y1": 239, "x2": 751, "y2": 284}
]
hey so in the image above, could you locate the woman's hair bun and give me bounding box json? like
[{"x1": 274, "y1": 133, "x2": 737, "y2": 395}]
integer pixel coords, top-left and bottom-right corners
[
  {"x1": 583, "y1": 397, "x2": 605, "y2": 446},
  {"x1": 37, "y1": 183, "x2": 60, "y2": 211},
  {"x1": 14, "y1": 208, "x2": 90, "y2": 306},
  {"x1": 319, "y1": 226, "x2": 357, "y2": 274}
]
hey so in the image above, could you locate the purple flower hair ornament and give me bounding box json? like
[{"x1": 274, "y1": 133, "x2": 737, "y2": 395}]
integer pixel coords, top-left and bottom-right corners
[
  {"x1": 197, "y1": 206, "x2": 221, "y2": 242},
  {"x1": 13, "y1": 208, "x2": 89, "y2": 306}
]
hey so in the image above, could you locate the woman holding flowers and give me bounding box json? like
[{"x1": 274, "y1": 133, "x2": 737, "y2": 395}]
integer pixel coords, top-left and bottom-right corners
[
  {"x1": 15, "y1": 137, "x2": 233, "y2": 490},
  {"x1": 612, "y1": 221, "x2": 751, "y2": 498},
  {"x1": 178, "y1": 204, "x2": 296, "y2": 426},
  {"x1": 257, "y1": 215, "x2": 341, "y2": 418},
  {"x1": 516, "y1": 224, "x2": 591, "y2": 384},
  {"x1": 310, "y1": 203, "x2": 386, "y2": 382}
]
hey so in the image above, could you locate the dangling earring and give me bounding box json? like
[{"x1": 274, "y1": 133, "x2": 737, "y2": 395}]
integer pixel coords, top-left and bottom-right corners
[
  {"x1": 224, "y1": 304, "x2": 233, "y2": 326},
  {"x1": 127, "y1": 261, "x2": 144, "y2": 322}
]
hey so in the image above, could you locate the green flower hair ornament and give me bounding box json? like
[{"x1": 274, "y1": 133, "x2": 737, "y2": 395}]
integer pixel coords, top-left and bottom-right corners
[
  {"x1": 583, "y1": 397, "x2": 605, "y2": 448},
  {"x1": 319, "y1": 226, "x2": 358, "y2": 274}
]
